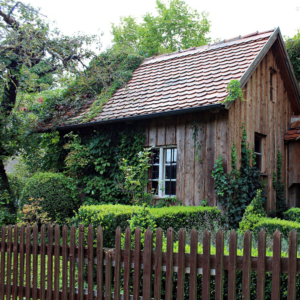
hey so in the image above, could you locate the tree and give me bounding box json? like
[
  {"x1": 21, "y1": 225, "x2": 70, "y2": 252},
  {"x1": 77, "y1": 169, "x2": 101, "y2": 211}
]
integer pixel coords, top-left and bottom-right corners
[
  {"x1": 285, "y1": 31, "x2": 300, "y2": 81},
  {"x1": 112, "y1": 0, "x2": 211, "y2": 57},
  {"x1": 0, "y1": 0, "x2": 96, "y2": 217}
]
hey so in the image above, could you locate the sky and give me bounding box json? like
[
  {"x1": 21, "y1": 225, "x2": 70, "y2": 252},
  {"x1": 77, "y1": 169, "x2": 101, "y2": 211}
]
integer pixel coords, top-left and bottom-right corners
[{"x1": 26, "y1": 0, "x2": 300, "y2": 50}]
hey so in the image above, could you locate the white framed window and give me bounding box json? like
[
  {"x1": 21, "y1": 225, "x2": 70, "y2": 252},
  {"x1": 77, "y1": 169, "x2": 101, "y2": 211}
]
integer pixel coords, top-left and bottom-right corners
[{"x1": 149, "y1": 147, "x2": 177, "y2": 197}]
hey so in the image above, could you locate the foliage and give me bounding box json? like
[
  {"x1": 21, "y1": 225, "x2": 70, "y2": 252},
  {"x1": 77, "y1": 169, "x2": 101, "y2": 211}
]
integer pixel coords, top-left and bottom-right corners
[
  {"x1": 239, "y1": 190, "x2": 267, "y2": 233},
  {"x1": 222, "y1": 79, "x2": 245, "y2": 104},
  {"x1": 212, "y1": 125, "x2": 266, "y2": 229},
  {"x1": 118, "y1": 148, "x2": 152, "y2": 204},
  {"x1": 272, "y1": 151, "x2": 287, "y2": 218},
  {"x1": 155, "y1": 196, "x2": 180, "y2": 208},
  {"x1": 61, "y1": 126, "x2": 145, "y2": 205},
  {"x1": 20, "y1": 172, "x2": 79, "y2": 225},
  {"x1": 284, "y1": 208, "x2": 300, "y2": 223},
  {"x1": 285, "y1": 31, "x2": 300, "y2": 81},
  {"x1": 191, "y1": 120, "x2": 202, "y2": 162},
  {"x1": 111, "y1": 0, "x2": 211, "y2": 57},
  {"x1": 17, "y1": 197, "x2": 54, "y2": 226}
]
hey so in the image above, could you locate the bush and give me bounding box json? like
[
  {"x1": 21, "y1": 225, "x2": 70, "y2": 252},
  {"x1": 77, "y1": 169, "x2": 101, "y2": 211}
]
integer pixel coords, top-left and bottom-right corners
[
  {"x1": 73, "y1": 204, "x2": 223, "y2": 247},
  {"x1": 283, "y1": 208, "x2": 300, "y2": 223},
  {"x1": 239, "y1": 190, "x2": 266, "y2": 233},
  {"x1": 254, "y1": 217, "x2": 300, "y2": 238},
  {"x1": 20, "y1": 172, "x2": 79, "y2": 225}
]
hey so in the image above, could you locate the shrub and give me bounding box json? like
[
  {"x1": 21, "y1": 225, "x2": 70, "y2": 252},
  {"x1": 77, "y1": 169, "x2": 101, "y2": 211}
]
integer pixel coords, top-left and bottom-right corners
[
  {"x1": 73, "y1": 204, "x2": 223, "y2": 247},
  {"x1": 239, "y1": 190, "x2": 267, "y2": 233},
  {"x1": 283, "y1": 208, "x2": 300, "y2": 223},
  {"x1": 20, "y1": 172, "x2": 79, "y2": 225},
  {"x1": 254, "y1": 217, "x2": 300, "y2": 239}
]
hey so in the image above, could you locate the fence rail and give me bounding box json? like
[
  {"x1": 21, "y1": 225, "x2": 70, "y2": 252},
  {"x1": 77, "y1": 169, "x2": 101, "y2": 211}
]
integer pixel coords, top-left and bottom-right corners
[{"x1": 0, "y1": 224, "x2": 299, "y2": 299}]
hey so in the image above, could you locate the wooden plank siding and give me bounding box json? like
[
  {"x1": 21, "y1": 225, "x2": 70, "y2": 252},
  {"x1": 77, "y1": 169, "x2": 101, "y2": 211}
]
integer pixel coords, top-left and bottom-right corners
[{"x1": 141, "y1": 46, "x2": 297, "y2": 209}]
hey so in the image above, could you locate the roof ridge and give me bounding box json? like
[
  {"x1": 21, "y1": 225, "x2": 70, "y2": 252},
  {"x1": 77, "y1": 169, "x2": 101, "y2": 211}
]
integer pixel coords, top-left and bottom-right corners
[{"x1": 143, "y1": 29, "x2": 275, "y2": 64}]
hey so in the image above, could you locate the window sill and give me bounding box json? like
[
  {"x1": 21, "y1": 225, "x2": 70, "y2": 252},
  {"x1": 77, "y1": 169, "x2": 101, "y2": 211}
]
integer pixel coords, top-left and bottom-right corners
[{"x1": 260, "y1": 173, "x2": 268, "y2": 177}]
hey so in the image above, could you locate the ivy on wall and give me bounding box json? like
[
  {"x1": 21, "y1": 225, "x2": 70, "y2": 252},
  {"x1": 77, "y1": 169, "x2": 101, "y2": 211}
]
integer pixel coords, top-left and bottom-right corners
[
  {"x1": 221, "y1": 79, "x2": 245, "y2": 106},
  {"x1": 211, "y1": 125, "x2": 266, "y2": 228}
]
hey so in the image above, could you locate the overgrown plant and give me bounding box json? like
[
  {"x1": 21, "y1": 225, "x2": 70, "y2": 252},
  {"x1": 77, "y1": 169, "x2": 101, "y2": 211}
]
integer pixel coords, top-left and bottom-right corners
[
  {"x1": 212, "y1": 126, "x2": 266, "y2": 228},
  {"x1": 272, "y1": 151, "x2": 287, "y2": 218},
  {"x1": 222, "y1": 79, "x2": 245, "y2": 104}
]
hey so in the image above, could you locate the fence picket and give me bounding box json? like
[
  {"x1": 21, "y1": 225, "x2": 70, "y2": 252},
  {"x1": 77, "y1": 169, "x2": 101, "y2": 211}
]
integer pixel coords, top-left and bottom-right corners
[
  {"x1": 288, "y1": 230, "x2": 297, "y2": 300},
  {"x1": 189, "y1": 228, "x2": 198, "y2": 300},
  {"x1": 215, "y1": 229, "x2": 224, "y2": 300},
  {"x1": 105, "y1": 251, "x2": 112, "y2": 300},
  {"x1": 32, "y1": 225, "x2": 38, "y2": 300},
  {"x1": 19, "y1": 226, "x2": 25, "y2": 300},
  {"x1": 114, "y1": 227, "x2": 122, "y2": 300},
  {"x1": 228, "y1": 230, "x2": 237, "y2": 300},
  {"x1": 6, "y1": 225, "x2": 12, "y2": 299},
  {"x1": 40, "y1": 225, "x2": 46, "y2": 300},
  {"x1": 242, "y1": 230, "x2": 252, "y2": 300},
  {"x1": 202, "y1": 229, "x2": 211, "y2": 300},
  {"x1": 0, "y1": 226, "x2": 5, "y2": 300},
  {"x1": 62, "y1": 225, "x2": 68, "y2": 300},
  {"x1": 87, "y1": 225, "x2": 94, "y2": 300},
  {"x1": 133, "y1": 227, "x2": 141, "y2": 300},
  {"x1": 165, "y1": 228, "x2": 174, "y2": 300},
  {"x1": 12, "y1": 225, "x2": 18, "y2": 300},
  {"x1": 69, "y1": 226, "x2": 76, "y2": 300},
  {"x1": 177, "y1": 229, "x2": 186, "y2": 300},
  {"x1": 143, "y1": 228, "x2": 153, "y2": 300},
  {"x1": 78, "y1": 224, "x2": 84, "y2": 300},
  {"x1": 54, "y1": 225, "x2": 60, "y2": 300},
  {"x1": 26, "y1": 226, "x2": 32, "y2": 300},
  {"x1": 257, "y1": 230, "x2": 266, "y2": 300},
  {"x1": 154, "y1": 228, "x2": 163, "y2": 300},
  {"x1": 47, "y1": 225, "x2": 53, "y2": 300},
  {"x1": 97, "y1": 226, "x2": 103, "y2": 300},
  {"x1": 272, "y1": 229, "x2": 281, "y2": 300},
  {"x1": 123, "y1": 227, "x2": 131, "y2": 300}
]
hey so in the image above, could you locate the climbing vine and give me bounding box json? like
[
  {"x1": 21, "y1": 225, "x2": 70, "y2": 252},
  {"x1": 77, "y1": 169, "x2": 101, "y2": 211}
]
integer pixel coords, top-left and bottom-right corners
[
  {"x1": 272, "y1": 151, "x2": 287, "y2": 218},
  {"x1": 191, "y1": 120, "x2": 202, "y2": 162},
  {"x1": 211, "y1": 125, "x2": 266, "y2": 229},
  {"x1": 222, "y1": 79, "x2": 245, "y2": 104}
]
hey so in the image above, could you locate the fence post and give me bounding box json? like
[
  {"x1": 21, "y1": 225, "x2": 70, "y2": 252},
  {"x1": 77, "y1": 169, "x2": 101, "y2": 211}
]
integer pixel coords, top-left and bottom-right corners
[
  {"x1": 114, "y1": 227, "x2": 122, "y2": 300},
  {"x1": 26, "y1": 225, "x2": 32, "y2": 300},
  {"x1": 32, "y1": 225, "x2": 38, "y2": 300},
  {"x1": 228, "y1": 230, "x2": 237, "y2": 300},
  {"x1": 133, "y1": 227, "x2": 141, "y2": 300},
  {"x1": 97, "y1": 226, "x2": 103, "y2": 300},
  {"x1": 257, "y1": 230, "x2": 266, "y2": 300},
  {"x1": 0, "y1": 226, "x2": 5, "y2": 300},
  {"x1": 105, "y1": 251, "x2": 112, "y2": 300},
  {"x1": 177, "y1": 229, "x2": 186, "y2": 300},
  {"x1": 19, "y1": 226, "x2": 25, "y2": 300},
  {"x1": 47, "y1": 225, "x2": 53, "y2": 300},
  {"x1": 62, "y1": 225, "x2": 68, "y2": 300},
  {"x1": 189, "y1": 228, "x2": 198, "y2": 300},
  {"x1": 123, "y1": 227, "x2": 131, "y2": 300},
  {"x1": 143, "y1": 228, "x2": 153, "y2": 300},
  {"x1": 40, "y1": 225, "x2": 46, "y2": 300},
  {"x1": 69, "y1": 226, "x2": 76, "y2": 300},
  {"x1": 54, "y1": 225, "x2": 60, "y2": 300},
  {"x1": 242, "y1": 230, "x2": 252, "y2": 300},
  {"x1": 288, "y1": 230, "x2": 297, "y2": 300},
  {"x1": 78, "y1": 224, "x2": 84, "y2": 300},
  {"x1": 87, "y1": 225, "x2": 94, "y2": 300},
  {"x1": 271, "y1": 229, "x2": 281, "y2": 300},
  {"x1": 165, "y1": 228, "x2": 174, "y2": 300},
  {"x1": 12, "y1": 225, "x2": 18, "y2": 300},
  {"x1": 154, "y1": 228, "x2": 163, "y2": 300},
  {"x1": 202, "y1": 229, "x2": 211, "y2": 300},
  {"x1": 215, "y1": 229, "x2": 224, "y2": 300}
]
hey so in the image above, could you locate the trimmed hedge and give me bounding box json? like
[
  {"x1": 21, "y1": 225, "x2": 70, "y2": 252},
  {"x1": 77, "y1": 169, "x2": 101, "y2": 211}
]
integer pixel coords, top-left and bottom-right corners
[
  {"x1": 20, "y1": 172, "x2": 79, "y2": 224},
  {"x1": 73, "y1": 204, "x2": 223, "y2": 247},
  {"x1": 254, "y1": 217, "x2": 300, "y2": 238},
  {"x1": 284, "y1": 208, "x2": 300, "y2": 223}
]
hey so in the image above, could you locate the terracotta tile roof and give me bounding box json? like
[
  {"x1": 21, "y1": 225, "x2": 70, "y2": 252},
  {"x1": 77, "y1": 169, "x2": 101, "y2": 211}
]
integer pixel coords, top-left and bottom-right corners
[
  {"x1": 284, "y1": 115, "x2": 300, "y2": 141},
  {"x1": 61, "y1": 29, "x2": 276, "y2": 126}
]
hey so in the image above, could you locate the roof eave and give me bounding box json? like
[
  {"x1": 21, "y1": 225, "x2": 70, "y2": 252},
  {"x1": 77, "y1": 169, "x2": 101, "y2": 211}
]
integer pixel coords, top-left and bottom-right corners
[{"x1": 41, "y1": 103, "x2": 225, "y2": 133}]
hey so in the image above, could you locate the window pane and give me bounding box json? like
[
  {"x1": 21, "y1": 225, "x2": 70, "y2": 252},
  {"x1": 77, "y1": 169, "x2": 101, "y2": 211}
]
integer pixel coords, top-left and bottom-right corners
[
  {"x1": 165, "y1": 181, "x2": 176, "y2": 196},
  {"x1": 165, "y1": 165, "x2": 177, "y2": 179},
  {"x1": 173, "y1": 149, "x2": 177, "y2": 163},
  {"x1": 151, "y1": 181, "x2": 158, "y2": 194},
  {"x1": 151, "y1": 149, "x2": 160, "y2": 164},
  {"x1": 255, "y1": 136, "x2": 261, "y2": 153},
  {"x1": 255, "y1": 154, "x2": 262, "y2": 171},
  {"x1": 165, "y1": 148, "x2": 177, "y2": 163},
  {"x1": 151, "y1": 166, "x2": 159, "y2": 179},
  {"x1": 165, "y1": 149, "x2": 172, "y2": 163}
]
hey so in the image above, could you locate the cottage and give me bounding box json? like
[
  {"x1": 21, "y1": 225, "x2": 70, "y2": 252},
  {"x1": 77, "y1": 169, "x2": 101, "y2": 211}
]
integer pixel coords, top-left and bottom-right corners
[{"x1": 54, "y1": 28, "x2": 300, "y2": 211}]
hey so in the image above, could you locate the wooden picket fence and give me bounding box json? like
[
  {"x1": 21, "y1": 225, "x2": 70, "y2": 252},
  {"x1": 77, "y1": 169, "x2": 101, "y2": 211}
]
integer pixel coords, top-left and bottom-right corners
[{"x1": 0, "y1": 224, "x2": 299, "y2": 300}]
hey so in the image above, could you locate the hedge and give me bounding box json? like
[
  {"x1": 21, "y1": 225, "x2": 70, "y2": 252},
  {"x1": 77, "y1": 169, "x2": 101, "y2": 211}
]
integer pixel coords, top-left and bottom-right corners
[
  {"x1": 73, "y1": 204, "x2": 223, "y2": 247},
  {"x1": 283, "y1": 208, "x2": 300, "y2": 223}
]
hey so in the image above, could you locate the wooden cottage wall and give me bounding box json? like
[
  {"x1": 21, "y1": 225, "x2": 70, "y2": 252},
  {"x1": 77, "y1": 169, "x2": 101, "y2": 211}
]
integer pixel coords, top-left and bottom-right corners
[
  {"x1": 228, "y1": 49, "x2": 294, "y2": 212},
  {"x1": 142, "y1": 110, "x2": 229, "y2": 206}
]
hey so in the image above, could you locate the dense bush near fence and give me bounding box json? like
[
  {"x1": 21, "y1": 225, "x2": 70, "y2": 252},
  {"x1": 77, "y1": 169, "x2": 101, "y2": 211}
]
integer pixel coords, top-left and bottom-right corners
[
  {"x1": 254, "y1": 217, "x2": 300, "y2": 238},
  {"x1": 283, "y1": 207, "x2": 300, "y2": 223},
  {"x1": 20, "y1": 172, "x2": 79, "y2": 224},
  {"x1": 73, "y1": 204, "x2": 223, "y2": 247}
]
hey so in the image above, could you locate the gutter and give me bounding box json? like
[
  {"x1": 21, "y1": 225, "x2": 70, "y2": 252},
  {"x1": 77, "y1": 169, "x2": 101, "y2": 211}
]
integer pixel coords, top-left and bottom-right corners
[{"x1": 46, "y1": 103, "x2": 225, "y2": 132}]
